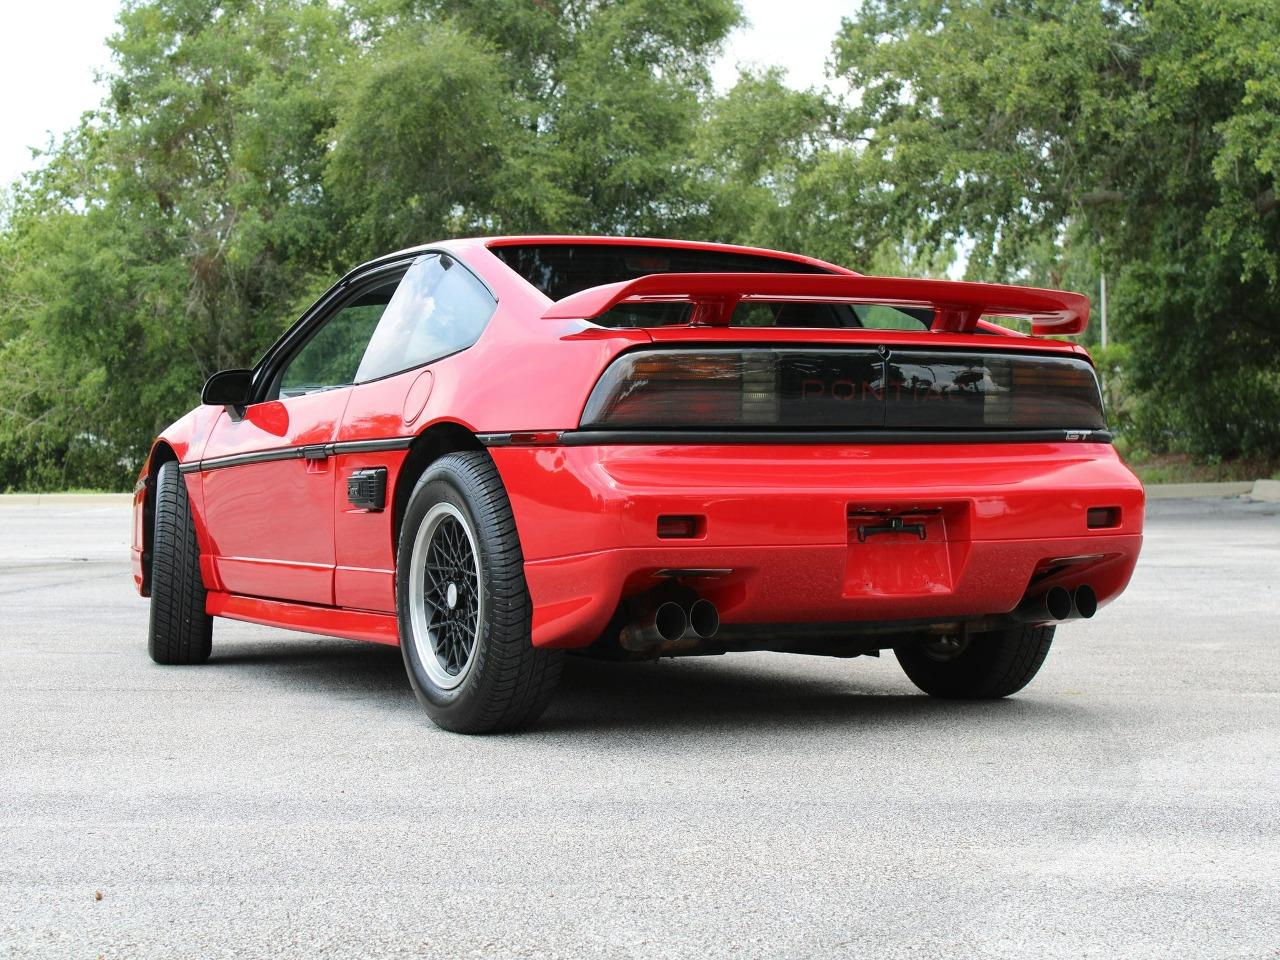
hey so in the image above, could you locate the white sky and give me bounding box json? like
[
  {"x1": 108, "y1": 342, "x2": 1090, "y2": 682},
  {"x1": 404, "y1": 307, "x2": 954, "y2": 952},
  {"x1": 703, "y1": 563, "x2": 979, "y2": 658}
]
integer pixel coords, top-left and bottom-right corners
[
  {"x1": 0, "y1": 0, "x2": 853, "y2": 189},
  {"x1": 0, "y1": 1, "x2": 121, "y2": 189},
  {"x1": 713, "y1": 0, "x2": 852, "y2": 92}
]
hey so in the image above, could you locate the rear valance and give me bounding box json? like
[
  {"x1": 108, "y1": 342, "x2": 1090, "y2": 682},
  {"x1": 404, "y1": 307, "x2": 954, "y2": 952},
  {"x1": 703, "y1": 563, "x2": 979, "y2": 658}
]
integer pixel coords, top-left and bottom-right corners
[{"x1": 543, "y1": 272, "x2": 1089, "y2": 336}]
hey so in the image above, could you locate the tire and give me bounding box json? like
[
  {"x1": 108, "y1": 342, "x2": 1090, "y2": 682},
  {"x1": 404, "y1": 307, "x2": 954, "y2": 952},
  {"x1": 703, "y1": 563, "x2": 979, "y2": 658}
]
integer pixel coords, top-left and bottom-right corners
[
  {"x1": 894, "y1": 625, "x2": 1054, "y2": 699},
  {"x1": 396, "y1": 451, "x2": 563, "y2": 733},
  {"x1": 148, "y1": 460, "x2": 213, "y2": 665}
]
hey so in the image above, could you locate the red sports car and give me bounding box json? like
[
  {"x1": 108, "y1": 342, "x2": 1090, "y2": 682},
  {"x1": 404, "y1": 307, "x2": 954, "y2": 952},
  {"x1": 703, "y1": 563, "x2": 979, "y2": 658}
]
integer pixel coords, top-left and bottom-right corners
[{"x1": 132, "y1": 236, "x2": 1144, "y2": 732}]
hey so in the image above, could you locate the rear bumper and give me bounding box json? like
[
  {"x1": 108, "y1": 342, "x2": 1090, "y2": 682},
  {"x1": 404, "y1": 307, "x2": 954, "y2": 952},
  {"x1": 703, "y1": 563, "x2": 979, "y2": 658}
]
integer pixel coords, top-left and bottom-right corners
[{"x1": 491, "y1": 442, "x2": 1144, "y2": 649}]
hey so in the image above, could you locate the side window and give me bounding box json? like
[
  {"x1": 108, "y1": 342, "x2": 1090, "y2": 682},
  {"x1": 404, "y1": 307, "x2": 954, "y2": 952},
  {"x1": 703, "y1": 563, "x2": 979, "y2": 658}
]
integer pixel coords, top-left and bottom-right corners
[
  {"x1": 275, "y1": 277, "x2": 401, "y2": 399},
  {"x1": 354, "y1": 254, "x2": 496, "y2": 383}
]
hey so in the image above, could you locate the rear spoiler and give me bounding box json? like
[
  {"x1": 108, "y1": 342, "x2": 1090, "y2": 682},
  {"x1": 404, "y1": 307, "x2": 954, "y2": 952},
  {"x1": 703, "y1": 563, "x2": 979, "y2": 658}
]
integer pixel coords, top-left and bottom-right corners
[{"x1": 542, "y1": 272, "x2": 1089, "y2": 336}]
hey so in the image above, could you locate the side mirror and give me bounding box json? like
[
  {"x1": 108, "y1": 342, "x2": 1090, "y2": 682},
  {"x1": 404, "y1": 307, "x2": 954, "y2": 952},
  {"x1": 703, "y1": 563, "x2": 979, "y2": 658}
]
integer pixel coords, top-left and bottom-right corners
[{"x1": 202, "y1": 369, "x2": 253, "y2": 416}]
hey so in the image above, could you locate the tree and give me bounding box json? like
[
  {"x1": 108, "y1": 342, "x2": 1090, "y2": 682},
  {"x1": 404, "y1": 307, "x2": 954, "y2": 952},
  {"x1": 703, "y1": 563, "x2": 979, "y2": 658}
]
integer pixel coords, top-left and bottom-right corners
[
  {"x1": 393, "y1": 0, "x2": 742, "y2": 235},
  {"x1": 822, "y1": 0, "x2": 1279, "y2": 457},
  {"x1": 3, "y1": 0, "x2": 1275, "y2": 489},
  {"x1": 0, "y1": 0, "x2": 745, "y2": 489}
]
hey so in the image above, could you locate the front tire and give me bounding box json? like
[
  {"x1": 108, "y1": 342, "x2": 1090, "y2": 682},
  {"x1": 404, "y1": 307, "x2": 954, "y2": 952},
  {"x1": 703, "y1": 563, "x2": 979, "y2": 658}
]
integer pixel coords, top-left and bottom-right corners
[
  {"x1": 396, "y1": 452, "x2": 562, "y2": 733},
  {"x1": 147, "y1": 461, "x2": 213, "y2": 665},
  {"x1": 895, "y1": 626, "x2": 1054, "y2": 699}
]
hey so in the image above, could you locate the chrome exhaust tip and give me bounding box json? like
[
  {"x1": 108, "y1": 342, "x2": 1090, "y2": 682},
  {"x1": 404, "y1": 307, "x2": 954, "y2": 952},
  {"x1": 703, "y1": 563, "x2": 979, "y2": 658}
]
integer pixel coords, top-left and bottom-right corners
[
  {"x1": 654, "y1": 601, "x2": 689, "y2": 642},
  {"x1": 1013, "y1": 585, "x2": 1073, "y2": 623},
  {"x1": 687, "y1": 598, "x2": 720, "y2": 640},
  {"x1": 1073, "y1": 584, "x2": 1098, "y2": 620},
  {"x1": 620, "y1": 599, "x2": 689, "y2": 650}
]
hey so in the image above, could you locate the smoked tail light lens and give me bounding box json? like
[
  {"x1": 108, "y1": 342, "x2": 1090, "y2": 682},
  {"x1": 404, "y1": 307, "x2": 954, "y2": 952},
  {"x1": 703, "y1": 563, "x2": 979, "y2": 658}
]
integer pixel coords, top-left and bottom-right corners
[
  {"x1": 581, "y1": 352, "x2": 778, "y2": 427},
  {"x1": 580, "y1": 348, "x2": 1106, "y2": 432},
  {"x1": 580, "y1": 349, "x2": 883, "y2": 429}
]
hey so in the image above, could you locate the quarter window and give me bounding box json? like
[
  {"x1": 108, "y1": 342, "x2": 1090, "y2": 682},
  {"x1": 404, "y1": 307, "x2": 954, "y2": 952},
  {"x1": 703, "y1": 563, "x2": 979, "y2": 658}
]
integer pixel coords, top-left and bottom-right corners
[{"x1": 355, "y1": 255, "x2": 496, "y2": 383}]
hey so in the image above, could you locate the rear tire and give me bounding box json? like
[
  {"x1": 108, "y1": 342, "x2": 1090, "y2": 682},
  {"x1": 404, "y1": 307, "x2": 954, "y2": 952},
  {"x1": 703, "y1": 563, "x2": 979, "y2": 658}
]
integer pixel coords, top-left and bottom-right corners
[
  {"x1": 895, "y1": 626, "x2": 1054, "y2": 699},
  {"x1": 147, "y1": 461, "x2": 213, "y2": 665},
  {"x1": 396, "y1": 451, "x2": 562, "y2": 733}
]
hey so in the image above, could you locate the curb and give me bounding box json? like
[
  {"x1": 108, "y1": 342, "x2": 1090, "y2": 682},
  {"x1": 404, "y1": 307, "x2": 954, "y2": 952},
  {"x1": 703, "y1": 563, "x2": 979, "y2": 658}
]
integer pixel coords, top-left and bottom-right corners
[
  {"x1": 1143, "y1": 479, "x2": 1279, "y2": 501},
  {"x1": 1250, "y1": 479, "x2": 1280, "y2": 503},
  {"x1": 1144, "y1": 481, "x2": 1255, "y2": 500}
]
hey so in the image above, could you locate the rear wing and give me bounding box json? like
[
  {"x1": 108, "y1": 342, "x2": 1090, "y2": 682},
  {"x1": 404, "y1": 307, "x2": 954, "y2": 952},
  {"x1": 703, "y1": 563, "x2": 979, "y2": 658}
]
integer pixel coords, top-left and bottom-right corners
[{"x1": 542, "y1": 272, "x2": 1089, "y2": 336}]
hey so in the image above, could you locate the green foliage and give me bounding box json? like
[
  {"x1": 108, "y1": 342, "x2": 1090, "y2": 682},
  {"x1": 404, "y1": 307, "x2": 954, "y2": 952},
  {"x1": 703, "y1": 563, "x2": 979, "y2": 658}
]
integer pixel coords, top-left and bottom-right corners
[
  {"x1": 695, "y1": 68, "x2": 834, "y2": 251},
  {"x1": 0, "y1": 0, "x2": 1276, "y2": 489},
  {"x1": 823, "y1": 0, "x2": 1280, "y2": 458},
  {"x1": 326, "y1": 22, "x2": 512, "y2": 251},
  {"x1": 0, "y1": 0, "x2": 741, "y2": 490}
]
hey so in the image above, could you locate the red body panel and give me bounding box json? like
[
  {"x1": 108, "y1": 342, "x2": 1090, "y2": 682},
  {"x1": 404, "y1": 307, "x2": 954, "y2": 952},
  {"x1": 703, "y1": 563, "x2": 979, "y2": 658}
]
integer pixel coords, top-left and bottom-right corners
[
  {"x1": 130, "y1": 235, "x2": 1144, "y2": 651},
  {"x1": 198, "y1": 391, "x2": 350, "y2": 605},
  {"x1": 492, "y1": 442, "x2": 1142, "y2": 648},
  {"x1": 206, "y1": 591, "x2": 397, "y2": 644},
  {"x1": 131, "y1": 405, "x2": 222, "y2": 593},
  {"x1": 333, "y1": 364, "x2": 420, "y2": 612}
]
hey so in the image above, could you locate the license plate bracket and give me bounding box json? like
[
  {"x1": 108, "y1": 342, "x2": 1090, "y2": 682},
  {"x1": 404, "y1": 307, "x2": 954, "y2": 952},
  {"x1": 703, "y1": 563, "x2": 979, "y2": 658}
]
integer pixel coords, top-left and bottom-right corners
[{"x1": 844, "y1": 504, "x2": 969, "y2": 597}]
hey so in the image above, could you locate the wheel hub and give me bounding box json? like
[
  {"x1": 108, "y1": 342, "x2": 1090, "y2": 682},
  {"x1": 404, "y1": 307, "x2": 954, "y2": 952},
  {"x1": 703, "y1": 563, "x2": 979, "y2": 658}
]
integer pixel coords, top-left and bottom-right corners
[{"x1": 407, "y1": 503, "x2": 483, "y2": 691}]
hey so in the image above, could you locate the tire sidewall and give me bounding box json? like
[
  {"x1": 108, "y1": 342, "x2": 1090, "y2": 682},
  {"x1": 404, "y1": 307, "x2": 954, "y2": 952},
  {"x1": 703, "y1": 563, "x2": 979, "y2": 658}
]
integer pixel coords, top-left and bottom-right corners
[
  {"x1": 147, "y1": 460, "x2": 212, "y2": 664},
  {"x1": 896, "y1": 625, "x2": 1054, "y2": 699},
  {"x1": 396, "y1": 460, "x2": 505, "y2": 721}
]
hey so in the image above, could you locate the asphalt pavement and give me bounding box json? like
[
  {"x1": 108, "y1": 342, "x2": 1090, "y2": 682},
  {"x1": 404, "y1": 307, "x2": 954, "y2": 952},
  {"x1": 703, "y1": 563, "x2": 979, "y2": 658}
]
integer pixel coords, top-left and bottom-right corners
[{"x1": 1, "y1": 497, "x2": 1278, "y2": 959}]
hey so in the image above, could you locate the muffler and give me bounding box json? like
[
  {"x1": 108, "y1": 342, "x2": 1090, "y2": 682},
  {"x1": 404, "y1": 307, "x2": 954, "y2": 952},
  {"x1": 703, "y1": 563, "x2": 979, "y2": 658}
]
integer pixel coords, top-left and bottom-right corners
[
  {"x1": 620, "y1": 600, "x2": 688, "y2": 651},
  {"x1": 1011, "y1": 585, "x2": 1073, "y2": 624}
]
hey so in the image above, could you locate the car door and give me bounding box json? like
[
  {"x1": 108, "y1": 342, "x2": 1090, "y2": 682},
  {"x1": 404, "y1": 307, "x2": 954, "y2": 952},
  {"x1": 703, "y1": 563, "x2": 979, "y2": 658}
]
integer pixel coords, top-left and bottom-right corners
[{"x1": 197, "y1": 267, "x2": 407, "y2": 606}]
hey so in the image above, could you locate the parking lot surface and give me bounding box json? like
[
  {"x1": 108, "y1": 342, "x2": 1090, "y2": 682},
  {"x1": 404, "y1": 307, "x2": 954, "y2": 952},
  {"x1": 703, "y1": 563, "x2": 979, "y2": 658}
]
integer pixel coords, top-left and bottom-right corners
[{"x1": 1, "y1": 497, "x2": 1278, "y2": 959}]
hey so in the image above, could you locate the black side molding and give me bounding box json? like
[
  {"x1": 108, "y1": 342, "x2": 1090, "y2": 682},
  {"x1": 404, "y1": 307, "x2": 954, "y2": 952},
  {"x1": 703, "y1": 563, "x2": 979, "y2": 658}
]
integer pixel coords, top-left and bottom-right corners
[{"x1": 178, "y1": 436, "x2": 414, "y2": 474}]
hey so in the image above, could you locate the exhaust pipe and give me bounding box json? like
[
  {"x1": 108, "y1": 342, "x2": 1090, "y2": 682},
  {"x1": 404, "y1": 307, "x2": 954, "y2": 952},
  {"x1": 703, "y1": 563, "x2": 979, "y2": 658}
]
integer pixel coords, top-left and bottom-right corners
[
  {"x1": 687, "y1": 598, "x2": 720, "y2": 640},
  {"x1": 1072, "y1": 584, "x2": 1098, "y2": 619},
  {"x1": 1012, "y1": 585, "x2": 1072, "y2": 624},
  {"x1": 620, "y1": 600, "x2": 688, "y2": 651}
]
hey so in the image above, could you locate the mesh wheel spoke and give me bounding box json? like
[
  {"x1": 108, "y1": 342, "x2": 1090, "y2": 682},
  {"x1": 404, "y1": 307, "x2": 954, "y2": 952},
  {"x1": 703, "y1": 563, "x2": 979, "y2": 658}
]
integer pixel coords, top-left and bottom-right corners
[{"x1": 410, "y1": 504, "x2": 484, "y2": 691}]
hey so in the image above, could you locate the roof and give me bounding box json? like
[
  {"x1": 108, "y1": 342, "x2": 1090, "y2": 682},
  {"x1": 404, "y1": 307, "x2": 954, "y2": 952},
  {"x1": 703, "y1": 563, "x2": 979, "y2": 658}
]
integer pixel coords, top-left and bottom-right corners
[{"x1": 351, "y1": 234, "x2": 853, "y2": 281}]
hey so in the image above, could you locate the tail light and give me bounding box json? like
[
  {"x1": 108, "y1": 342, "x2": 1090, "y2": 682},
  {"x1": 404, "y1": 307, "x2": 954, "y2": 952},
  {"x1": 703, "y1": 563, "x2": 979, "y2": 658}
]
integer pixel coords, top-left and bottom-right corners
[{"x1": 580, "y1": 348, "x2": 1106, "y2": 431}]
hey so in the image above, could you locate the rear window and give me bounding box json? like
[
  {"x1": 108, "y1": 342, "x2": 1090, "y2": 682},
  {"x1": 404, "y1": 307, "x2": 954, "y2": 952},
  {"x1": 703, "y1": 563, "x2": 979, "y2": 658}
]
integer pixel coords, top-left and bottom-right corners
[
  {"x1": 491, "y1": 242, "x2": 830, "y2": 301},
  {"x1": 491, "y1": 243, "x2": 931, "y2": 330},
  {"x1": 732, "y1": 302, "x2": 930, "y2": 331}
]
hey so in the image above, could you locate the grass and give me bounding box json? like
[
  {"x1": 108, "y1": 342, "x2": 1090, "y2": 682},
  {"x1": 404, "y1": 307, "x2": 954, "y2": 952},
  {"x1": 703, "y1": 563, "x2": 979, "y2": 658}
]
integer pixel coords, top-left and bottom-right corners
[{"x1": 1120, "y1": 451, "x2": 1278, "y2": 486}]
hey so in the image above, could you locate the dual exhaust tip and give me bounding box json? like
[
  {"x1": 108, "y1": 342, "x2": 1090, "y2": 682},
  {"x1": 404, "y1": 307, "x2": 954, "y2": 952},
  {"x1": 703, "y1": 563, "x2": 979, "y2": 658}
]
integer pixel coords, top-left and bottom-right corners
[
  {"x1": 654, "y1": 598, "x2": 720, "y2": 642},
  {"x1": 629, "y1": 583, "x2": 1096, "y2": 648},
  {"x1": 1014, "y1": 584, "x2": 1097, "y2": 624},
  {"x1": 624, "y1": 597, "x2": 720, "y2": 650}
]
